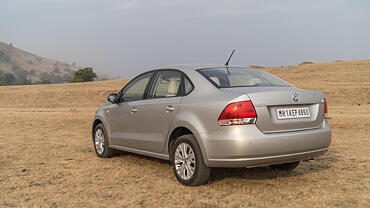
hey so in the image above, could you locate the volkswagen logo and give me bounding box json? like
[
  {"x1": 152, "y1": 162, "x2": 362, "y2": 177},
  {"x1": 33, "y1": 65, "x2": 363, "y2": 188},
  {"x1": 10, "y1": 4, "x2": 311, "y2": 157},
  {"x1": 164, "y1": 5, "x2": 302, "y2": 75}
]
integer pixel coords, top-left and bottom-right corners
[{"x1": 292, "y1": 93, "x2": 299, "y2": 102}]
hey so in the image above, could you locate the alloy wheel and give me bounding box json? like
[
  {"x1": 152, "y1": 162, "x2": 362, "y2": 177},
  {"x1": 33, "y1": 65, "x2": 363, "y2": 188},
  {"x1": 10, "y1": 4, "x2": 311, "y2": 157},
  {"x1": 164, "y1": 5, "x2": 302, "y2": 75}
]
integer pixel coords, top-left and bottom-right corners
[
  {"x1": 174, "y1": 143, "x2": 196, "y2": 180},
  {"x1": 94, "y1": 128, "x2": 105, "y2": 155}
]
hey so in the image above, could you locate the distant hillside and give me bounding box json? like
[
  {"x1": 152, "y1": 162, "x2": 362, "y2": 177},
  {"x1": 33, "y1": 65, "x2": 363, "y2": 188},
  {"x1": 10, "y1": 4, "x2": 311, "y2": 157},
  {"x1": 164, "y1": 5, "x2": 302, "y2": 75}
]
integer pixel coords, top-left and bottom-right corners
[{"x1": 0, "y1": 42, "x2": 81, "y2": 84}]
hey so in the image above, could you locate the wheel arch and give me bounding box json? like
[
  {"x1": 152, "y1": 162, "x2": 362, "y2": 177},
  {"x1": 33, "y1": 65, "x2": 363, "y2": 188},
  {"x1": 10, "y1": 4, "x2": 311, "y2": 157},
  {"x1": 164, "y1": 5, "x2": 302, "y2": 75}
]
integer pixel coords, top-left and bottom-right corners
[
  {"x1": 92, "y1": 119, "x2": 103, "y2": 138},
  {"x1": 166, "y1": 123, "x2": 209, "y2": 165},
  {"x1": 92, "y1": 116, "x2": 111, "y2": 141}
]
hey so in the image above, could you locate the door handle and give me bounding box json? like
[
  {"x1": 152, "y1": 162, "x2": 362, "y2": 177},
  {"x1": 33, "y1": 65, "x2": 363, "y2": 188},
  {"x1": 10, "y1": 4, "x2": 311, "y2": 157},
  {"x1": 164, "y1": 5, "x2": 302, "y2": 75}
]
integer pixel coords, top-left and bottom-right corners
[
  {"x1": 166, "y1": 105, "x2": 175, "y2": 112},
  {"x1": 130, "y1": 107, "x2": 138, "y2": 113}
]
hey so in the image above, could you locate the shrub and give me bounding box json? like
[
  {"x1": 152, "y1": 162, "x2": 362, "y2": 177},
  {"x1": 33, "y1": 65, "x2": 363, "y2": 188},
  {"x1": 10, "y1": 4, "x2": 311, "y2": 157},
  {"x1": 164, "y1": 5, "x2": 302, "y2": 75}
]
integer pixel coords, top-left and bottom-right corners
[
  {"x1": 299, "y1": 61, "x2": 314, "y2": 65},
  {"x1": 40, "y1": 80, "x2": 50, "y2": 84}
]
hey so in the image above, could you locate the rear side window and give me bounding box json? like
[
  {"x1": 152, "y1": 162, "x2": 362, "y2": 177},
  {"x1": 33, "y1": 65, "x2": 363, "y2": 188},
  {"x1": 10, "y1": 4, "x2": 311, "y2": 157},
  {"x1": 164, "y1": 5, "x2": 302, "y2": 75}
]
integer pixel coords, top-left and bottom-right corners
[
  {"x1": 184, "y1": 76, "x2": 194, "y2": 95},
  {"x1": 198, "y1": 67, "x2": 290, "y2": 88},
  {"x1": 151, "y1": 71, "x2": 182, "y2": 98}
]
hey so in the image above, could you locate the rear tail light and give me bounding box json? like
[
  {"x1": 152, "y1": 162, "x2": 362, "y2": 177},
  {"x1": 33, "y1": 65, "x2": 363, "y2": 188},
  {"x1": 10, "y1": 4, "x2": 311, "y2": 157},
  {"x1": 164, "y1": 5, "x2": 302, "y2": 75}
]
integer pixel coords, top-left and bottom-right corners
[
  {"x1": 218, "y1": 101, "x2": 257, "y2": 126},
  {"x1": 324, "y1": 98, "x2": 328, "y2": 118}
]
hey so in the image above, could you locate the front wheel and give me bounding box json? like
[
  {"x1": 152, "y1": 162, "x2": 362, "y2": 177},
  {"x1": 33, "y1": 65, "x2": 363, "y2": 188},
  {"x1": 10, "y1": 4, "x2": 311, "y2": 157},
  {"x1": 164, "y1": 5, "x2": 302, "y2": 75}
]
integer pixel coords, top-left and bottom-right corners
[
  {"x1": 93, "y1": 123, "x2": 115, "y2": 158},
  {"x1": 269, "y1": 161, "x2": 300, "y2": 171},
  {"x1": 171, "y1": 134, "x2": 211, "y2": 186}
]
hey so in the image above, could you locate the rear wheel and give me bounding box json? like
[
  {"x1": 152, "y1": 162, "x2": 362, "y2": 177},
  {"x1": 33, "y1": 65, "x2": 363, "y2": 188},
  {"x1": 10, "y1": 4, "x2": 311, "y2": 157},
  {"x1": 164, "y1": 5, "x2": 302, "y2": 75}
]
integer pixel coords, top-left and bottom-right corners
[
  {"x1": 269, "y1": 161, "x2": 300, "y2": 171},
  {"x1": 171, "y1": 134, "x2": 211, "y2": 186},
  {"x1": 93, "y1": 123, "x2": 115, "y2": 158}
]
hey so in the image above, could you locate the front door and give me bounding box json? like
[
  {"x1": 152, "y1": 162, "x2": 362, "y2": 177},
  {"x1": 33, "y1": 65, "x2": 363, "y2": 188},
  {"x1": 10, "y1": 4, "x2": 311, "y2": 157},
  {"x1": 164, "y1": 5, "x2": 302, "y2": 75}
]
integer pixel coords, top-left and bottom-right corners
[{"x1": 108, "y1": 72, "x2": 154, "y2": 147}]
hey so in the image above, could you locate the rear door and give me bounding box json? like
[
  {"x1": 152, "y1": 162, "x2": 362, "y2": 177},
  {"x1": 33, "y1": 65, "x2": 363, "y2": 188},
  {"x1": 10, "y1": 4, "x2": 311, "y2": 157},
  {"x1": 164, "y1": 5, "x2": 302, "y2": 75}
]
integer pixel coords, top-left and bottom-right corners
[{"x1": 126, "y1": 70, "x2": 184, "y2": 153}]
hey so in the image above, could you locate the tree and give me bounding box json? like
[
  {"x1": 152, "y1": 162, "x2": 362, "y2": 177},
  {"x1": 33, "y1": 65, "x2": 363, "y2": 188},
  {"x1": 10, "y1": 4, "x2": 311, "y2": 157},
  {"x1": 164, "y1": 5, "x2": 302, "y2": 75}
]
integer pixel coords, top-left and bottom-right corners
[
  {"x1": 71, "y1": 67, "x2": 97, "y2": 82},
  {"x1": 0, "y1": 72, "x2": 16, "y2": 85}
]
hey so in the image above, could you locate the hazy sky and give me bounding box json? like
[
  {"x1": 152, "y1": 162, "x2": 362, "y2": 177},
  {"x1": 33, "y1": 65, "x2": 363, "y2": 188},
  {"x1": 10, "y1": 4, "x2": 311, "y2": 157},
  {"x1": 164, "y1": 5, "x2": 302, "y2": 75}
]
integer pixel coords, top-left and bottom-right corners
[{"x1": 1, "y1": 0, "x2": 370, "y2": 77}]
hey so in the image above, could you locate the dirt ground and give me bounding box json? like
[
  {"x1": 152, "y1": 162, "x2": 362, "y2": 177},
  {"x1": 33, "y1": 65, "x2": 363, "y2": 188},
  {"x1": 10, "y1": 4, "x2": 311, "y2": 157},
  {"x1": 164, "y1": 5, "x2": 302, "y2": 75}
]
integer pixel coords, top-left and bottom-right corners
[{"x1": 0, "y1": 60, "x2": 369, "y2": 207}]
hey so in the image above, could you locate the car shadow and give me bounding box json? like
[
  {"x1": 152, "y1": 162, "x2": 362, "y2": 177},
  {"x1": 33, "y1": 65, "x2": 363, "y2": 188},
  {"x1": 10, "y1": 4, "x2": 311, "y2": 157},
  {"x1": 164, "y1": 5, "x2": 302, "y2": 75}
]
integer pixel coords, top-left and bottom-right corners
[
  {"x1": 114, "y1": 150, "x2": 171, "y2": 165},
  {"x1": 209, "y1": 150, "x2": 339, "y2": 182},
  {"x1": 114, "y1": 149, "x2": 338, "y2": 182}
]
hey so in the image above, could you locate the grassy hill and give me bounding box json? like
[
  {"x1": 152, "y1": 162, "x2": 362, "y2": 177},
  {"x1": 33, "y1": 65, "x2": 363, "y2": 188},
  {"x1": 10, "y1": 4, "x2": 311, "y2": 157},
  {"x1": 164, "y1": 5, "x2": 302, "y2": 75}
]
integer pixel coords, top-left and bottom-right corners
[
  {"x1": 0, "y1": 59, "x2": 369, "y2": 207},
  {"x1": 0, "y1": 42, "x2": 80, "y2": 84}
]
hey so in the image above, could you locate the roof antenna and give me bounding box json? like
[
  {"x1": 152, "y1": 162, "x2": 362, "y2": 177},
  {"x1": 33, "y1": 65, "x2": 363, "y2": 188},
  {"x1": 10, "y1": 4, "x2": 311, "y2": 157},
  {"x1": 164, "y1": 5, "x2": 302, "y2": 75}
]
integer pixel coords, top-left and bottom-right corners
[
  {"x1": 225, "y1": 49, "x2": 235, "y2": 75},
  {"x1": 225, "y1": 49, "x2": 235, "y2": 66}
]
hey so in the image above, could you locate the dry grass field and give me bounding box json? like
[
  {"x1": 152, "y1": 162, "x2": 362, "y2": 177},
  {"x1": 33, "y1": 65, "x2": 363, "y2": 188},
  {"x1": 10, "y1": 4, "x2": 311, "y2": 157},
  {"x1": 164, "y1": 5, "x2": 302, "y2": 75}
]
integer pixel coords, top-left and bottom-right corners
[{"x1": 0, "y1": 60, "x2": 369, "y2": 208}]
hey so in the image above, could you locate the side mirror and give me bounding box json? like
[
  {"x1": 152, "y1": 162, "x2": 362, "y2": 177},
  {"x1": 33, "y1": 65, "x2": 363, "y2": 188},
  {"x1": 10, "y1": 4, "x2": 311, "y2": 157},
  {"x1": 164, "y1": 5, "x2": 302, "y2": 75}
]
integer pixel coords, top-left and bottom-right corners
[{"x1": 107, "y1": 93, "x2": 117, "y2": 103}]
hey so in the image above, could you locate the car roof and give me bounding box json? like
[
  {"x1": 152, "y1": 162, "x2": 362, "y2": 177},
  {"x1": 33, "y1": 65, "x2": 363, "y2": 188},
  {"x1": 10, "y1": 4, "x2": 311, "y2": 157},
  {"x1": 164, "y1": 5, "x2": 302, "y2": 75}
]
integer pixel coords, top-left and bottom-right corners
[{"x1": 160, "y1": 64, "x2": 251, "y2": 72}]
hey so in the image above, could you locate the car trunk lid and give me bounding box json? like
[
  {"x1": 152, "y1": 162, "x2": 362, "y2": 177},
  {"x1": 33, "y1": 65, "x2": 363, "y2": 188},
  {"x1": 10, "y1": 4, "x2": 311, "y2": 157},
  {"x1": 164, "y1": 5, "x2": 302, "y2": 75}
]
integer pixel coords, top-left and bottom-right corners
[{"x1": 220, "y1": 87, "x2": 325, "y2": 133}]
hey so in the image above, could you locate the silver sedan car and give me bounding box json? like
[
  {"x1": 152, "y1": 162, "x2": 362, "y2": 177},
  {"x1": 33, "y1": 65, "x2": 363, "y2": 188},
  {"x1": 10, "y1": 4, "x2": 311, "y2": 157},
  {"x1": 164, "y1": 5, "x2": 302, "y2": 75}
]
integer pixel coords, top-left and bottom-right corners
[{"x1": 92, "y1": 65, "x2": 331, "y2": 186}]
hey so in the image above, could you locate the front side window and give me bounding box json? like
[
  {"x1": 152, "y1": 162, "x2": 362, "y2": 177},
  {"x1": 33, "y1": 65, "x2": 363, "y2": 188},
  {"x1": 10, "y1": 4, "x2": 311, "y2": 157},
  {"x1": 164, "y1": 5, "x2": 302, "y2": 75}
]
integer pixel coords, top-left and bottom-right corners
[
  {"x1": 151, "y1": 71, "x2": 182, "y2": 98},
  {"x1": 120, "y1": 72, "x2": 153, "y2": 102},
  {"x1": 198, "y1": 67, "x2": 290, "y2": 88}
]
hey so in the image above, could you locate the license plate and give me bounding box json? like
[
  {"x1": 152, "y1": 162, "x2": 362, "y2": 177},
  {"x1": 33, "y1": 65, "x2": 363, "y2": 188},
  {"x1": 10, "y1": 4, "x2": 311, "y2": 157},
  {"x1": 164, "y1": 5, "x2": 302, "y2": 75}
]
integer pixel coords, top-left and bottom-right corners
[{"x1": 276, "y1": 107, "x2": 310, "y2": 120}]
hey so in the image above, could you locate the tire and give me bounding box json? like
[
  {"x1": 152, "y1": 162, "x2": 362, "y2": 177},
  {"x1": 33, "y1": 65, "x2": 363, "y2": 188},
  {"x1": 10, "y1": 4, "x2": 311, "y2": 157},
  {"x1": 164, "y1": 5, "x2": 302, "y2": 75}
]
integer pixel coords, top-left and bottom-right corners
[
  {"x1": 93, "y1": 123, "x2": 115, "y2": 158},
  {"x1": 269, "y1": 161, "x2": 300, "y2": 171},
  {"x1": 171, "y1": 134, "x2": 211, "y2": 186}
]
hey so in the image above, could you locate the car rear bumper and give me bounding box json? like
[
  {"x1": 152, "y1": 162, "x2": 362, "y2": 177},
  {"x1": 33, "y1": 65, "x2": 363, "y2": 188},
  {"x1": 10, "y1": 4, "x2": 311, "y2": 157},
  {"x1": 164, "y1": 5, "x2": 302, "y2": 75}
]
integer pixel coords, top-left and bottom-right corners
[
  {"x1": 199, "y1": 120, "x2": 331, "y2": 168},
  {"x1": 206, "y1": 148, "x2": 328, "y2": 168}
]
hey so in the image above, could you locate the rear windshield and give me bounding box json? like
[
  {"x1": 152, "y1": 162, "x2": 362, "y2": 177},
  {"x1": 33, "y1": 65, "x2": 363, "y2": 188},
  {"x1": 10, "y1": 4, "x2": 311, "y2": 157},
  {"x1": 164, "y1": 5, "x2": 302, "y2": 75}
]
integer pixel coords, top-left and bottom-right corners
[{"x1": 197, "y1": 67, "x2": 290, "y2": 88}]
